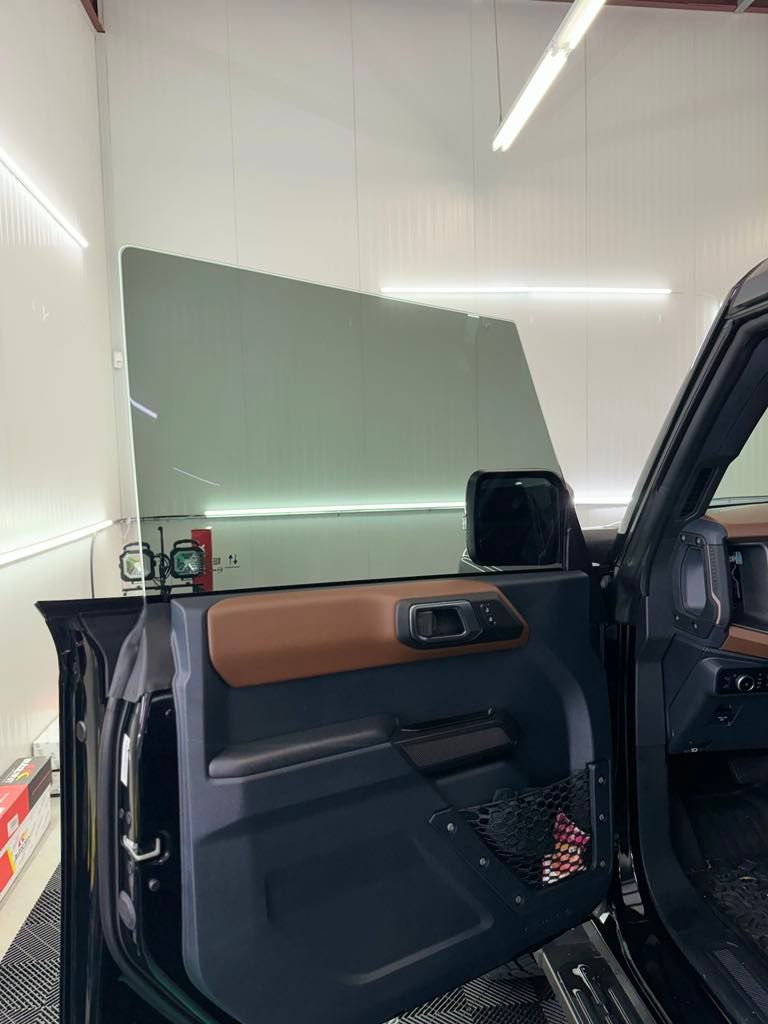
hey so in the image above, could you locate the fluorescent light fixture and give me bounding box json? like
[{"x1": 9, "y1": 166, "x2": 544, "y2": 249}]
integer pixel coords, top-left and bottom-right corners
[
  {"x1": 493, "y1": 49, "x2": 567, "y2": 153},
  {"x1": 205, "y1": 501, "x2": 465, "y2": 519},
  {"x1": 204, "y1": 495, "x2": 631, "y2": 519},
  {"x1": 492, "y1": 0, "x2": 608, "y2": 153},
  {"x1": 381, "y1": 285, "x2": 671, "y2": 297},
  {"x1": 0, "y1": 143, "x2": 89, "y2": 248},
  {"x1": 558, "y1": 0, "x2": 609, "y2": 50},
  {"x1": 0, "y1": 520, "x2": 113, "y2": 568}
]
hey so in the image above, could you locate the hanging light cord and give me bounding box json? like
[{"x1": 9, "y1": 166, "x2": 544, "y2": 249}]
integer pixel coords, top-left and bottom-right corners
[{"x1": 493, "y1": 0, "x2": 503, "y2": 123}]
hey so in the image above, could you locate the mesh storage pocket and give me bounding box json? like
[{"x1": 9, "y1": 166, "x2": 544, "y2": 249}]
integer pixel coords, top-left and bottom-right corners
[{"x1": 460, "y1": 770, "x2": 592, "y2": 889}]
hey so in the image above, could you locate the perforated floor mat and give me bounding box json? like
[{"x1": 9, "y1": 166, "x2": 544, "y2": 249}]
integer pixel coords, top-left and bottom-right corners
[
  {"x1": 0, "y1": 866, "x2": 565, "y2": 1024},
  {"x1": 0, "y1": 866, "x2": 60, "y2": 1024},
  {"x1": 384, "y1": 960, "x2": 568, "y2": 1024}
]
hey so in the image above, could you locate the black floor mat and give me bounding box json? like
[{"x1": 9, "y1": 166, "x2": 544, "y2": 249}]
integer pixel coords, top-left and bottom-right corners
[
  {"x1": 0, "y1": 866, "x2": 60, "y2": 1024},
  {"x1": 685, "y1": 790, "x2": 768, "y2": 864},
  {"x1": 0, "y1": 863, "x2": 564, "y2": 1024},
  {"x1": 683, "y1": 785, "x2": 768, "y2": 959},
  {"x1": 385, "y1": 959, "x2": 568, "y2": 1024},
  {"x1": 692, "y1": 859, "x2": 768, "y2": 958}
]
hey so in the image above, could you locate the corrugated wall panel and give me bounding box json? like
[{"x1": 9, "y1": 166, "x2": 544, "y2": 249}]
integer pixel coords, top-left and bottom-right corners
[
  {"x1": 0, "y1": 0, "x2": 121, "y2": 767},
  {"x1": 100, "y1": 0, "x2": 768, "y2": 506}
]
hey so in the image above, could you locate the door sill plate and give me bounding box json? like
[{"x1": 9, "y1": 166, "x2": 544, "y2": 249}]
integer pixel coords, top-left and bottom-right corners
[{"x1": 535, "y1": 920, "x2": 657, "y2": 1024}]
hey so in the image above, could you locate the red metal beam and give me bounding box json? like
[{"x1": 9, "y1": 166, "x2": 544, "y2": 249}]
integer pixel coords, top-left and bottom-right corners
[
  {"x1": 604, "y1": 0, "x2": 766, "y2": 9},
  {"x1": 546, "y1": 0, "x2": 767, "y2": 9},
  {"x1": 79, "y1": 0, "x2": 105, "y2": 32}
]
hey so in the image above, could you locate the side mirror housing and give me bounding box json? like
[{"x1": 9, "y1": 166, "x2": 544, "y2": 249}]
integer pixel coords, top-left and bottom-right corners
[{"x1": 465, "y1": 470, "x2": 569, "y2": 568}]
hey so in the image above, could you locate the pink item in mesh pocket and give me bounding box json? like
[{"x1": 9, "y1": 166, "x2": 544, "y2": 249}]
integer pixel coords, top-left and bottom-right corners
[{"x1": 541, "y1": 811, "x2": 590, "y2": 885}]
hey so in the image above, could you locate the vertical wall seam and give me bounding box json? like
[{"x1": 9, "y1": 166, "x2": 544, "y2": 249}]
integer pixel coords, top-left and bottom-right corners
[
  {"x1": 348, "y1": 0, "x2": 363, "y2": 292},
  {"x1": 470, "y1": 3, "x2": 479, "y2": 295},
  {"x1": 224, "y1": 0, "x2": 240, "y2": 267}
]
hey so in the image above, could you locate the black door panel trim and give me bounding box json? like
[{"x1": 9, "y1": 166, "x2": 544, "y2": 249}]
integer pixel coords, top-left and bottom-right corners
[
  {"x1": 209, "y1": 715, "x2": 396, "y2": 778},
  {"x1": 170, "y1": 570, "x2": 611, "y2": 1024}
]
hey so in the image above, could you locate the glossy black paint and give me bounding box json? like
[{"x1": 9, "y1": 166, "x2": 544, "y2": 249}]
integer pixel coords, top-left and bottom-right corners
[
  {"x1": 37, "y1": 589, "x2": 666, "y2": 1024},
  {"x1": 605, "y1": 261, "x2": 768, "y2": 1024},
  {"x1": 35, "y1": 578, "x2": 700, "y2": 1024},
  {"x1": 606, "y1": 624, "x2": 727, "y2": 1024},
  {"x1": 38, "y1": 599, "x2": 172, "y2": 1024},
  {"x1": 47, "y1": 610, "x2": 102, "y2": 1024},
  {"x1": 39, "y1": 257, "x2": 768, "y2": 1024}
]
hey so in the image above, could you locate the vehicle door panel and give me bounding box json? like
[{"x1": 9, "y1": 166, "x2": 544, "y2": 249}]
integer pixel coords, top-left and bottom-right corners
[{"x1": 170, "y1": 570, "x2": 611, "y2": 1024}]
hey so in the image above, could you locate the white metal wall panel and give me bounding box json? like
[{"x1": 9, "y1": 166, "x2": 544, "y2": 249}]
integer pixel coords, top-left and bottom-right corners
[
  {"x1": 100, "y1": 0, "x2": 768, "y2": 505},
  {"x1": 586, "y1": 298, "x2": 696, "y2": 498},
  {"x1": 583, "y1": 7, "x2": 698, "y2": 497},
  {"x1": 0, "y1": 0, "x2": 120, "y2": 766},
  {"x1": 585, "y1": 7, "x2": 697, "y2": 287},
  {"x1": 694, "y1": 17, "x2": 768, "y2": 306},
  {"x1": 228, "y1": 0, "x2": 359, "y2": 286},
  {"x1": 103, "y1": 0, "x2": 237, "y2": 264},
  {"x1": 352, "y1": 0, "x2": 476, "y2": 293}
]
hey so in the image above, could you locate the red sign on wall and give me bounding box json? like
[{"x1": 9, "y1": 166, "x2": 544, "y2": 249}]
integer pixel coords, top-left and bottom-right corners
[{"x1": 191, "y1": 528, "x2": 214, "y2": 592}]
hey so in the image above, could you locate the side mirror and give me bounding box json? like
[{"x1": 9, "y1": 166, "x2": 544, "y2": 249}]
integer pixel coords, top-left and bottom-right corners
[{"x1": 465, "y1": 470, "x2": 569, "y2": 568}]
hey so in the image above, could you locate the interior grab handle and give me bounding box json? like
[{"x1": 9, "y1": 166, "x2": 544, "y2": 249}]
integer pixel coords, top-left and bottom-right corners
[
  {"x1": 395, "y1": 590, "x2": 527, "y2": 649},
  {"x1": 408, "y1": 600, "x2": 481, "y2": 646}
]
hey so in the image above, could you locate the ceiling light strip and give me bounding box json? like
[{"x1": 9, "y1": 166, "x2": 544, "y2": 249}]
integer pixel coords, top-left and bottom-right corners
[
  {"x1": 205, "y1": 502, "x2": 466, "y2": 519},
  {"x1": 204, "y1": 496, "x2": 630, "y2": 519},
  {"x1": 492, "y1": 0, "x2": 608, "y2": 152},
  {"x1": 0, "y1": 143, "x2": 89, "y2": 248},
  {"x1": 0, "y1": 520, "x2": 113, "y2": 568},
  {"x1": 381, "y1": 286, "x2": 671, "y2": 296}
]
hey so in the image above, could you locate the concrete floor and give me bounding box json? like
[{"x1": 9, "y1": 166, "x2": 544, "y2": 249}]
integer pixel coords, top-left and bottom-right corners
[{"x1": 0, "y1": 797, "x2": 60, "y2": 961}]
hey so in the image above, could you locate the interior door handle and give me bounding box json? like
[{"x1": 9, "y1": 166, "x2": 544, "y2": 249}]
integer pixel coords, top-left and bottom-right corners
[
  {"x1": 407, "y1": 600, "x2": 482, "y2": 647},
  {"x1": 395, "y1": 591, "x2": 526, "y2": 650}
]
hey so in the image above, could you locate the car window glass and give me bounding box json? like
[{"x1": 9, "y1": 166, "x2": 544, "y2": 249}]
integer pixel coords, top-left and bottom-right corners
[
  {"x1": 713, "y1": 406, "x2": 768, "y2": 507},
  {"x1": 120, "y1": 247, "x2": 559, "y2": 596}
]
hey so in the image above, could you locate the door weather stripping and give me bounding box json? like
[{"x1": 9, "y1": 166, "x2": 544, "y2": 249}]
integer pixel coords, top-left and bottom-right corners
[
  {"x1": 121, "y1": 835, "x2": 162, "y2": 863},
  {"x1": 536, "y1": 920, "x2": 658, "y2": 1024}
]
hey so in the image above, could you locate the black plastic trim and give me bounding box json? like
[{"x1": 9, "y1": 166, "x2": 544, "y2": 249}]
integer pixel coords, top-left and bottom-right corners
[{"x1": 209, "y1": 715, "x2": 395, "y2": 778}]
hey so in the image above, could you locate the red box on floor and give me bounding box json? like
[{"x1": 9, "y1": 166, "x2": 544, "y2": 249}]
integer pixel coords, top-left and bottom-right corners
[{"x1": 0, "y1": 756, "x2": 52, "y2": 903}]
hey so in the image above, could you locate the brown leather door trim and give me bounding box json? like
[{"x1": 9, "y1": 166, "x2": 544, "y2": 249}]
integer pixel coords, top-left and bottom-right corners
[
  {"x1": 707, "y1": 503, "x2": 768, "y2": 541},
  {"x1": 207, "y1": 579, "x2": 529, "y2": 688},
  {"x1": 722, "y1": 625, "x2": 768, "y2": 659}
]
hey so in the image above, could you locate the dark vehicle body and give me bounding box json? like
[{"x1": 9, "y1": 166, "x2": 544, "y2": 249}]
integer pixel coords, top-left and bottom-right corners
[{"x1": 42, "y1": 258, "x2": 768, "y2": 1024}]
